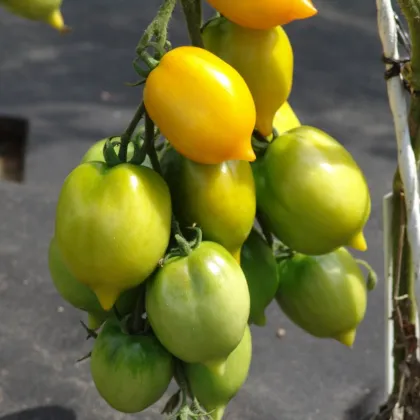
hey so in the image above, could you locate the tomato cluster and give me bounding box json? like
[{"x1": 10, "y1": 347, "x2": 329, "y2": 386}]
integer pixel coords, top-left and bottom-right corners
[{"x1": 48, "y1": 1, "x2": 375, "y2": 418}]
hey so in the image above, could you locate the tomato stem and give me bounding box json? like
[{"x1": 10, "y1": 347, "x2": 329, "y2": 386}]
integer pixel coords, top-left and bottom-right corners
[
  {"x1": 180, "y1": 0, "x2": 204, "y2": 48},
  {"x1": 355, "y1": 258, "x2": 378, "y2": 291},
  {"x1": 256, "y1": 211, "x2": 274, "y2": 250},
  {"x1": 130, "y1": 285, "x2": 147, "y2": 334},
  {"x1": 118, "y1": 102, "x2": 146, "y2": 162},
  {"x1": 144, "y1": 112, "x2": 163, "y2": 175}
]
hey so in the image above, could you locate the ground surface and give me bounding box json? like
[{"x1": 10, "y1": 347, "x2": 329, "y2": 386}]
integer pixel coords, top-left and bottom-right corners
[{"x1": 0, "y1": 0, "x2": 400, "y2": 419}]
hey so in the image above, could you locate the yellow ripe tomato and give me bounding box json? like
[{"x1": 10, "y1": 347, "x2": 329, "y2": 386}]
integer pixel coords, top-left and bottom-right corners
[
  {"x1": 203, "y1": 17, "x2": 294, "y2": 137},
  {"x1": 144, "y1": 46, "x2": 256, "y2": 164},
  {"x1": 205, "y1": 0, "x2": 317, "y2": 30}
]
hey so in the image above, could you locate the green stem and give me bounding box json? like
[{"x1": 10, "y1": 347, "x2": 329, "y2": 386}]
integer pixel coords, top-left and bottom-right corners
[
  {"x1": 180, "y1": 0, "x2": 204, "y2": 48},
  {"x1": 144, "y1": 113, "x2": 163, "y2": 176},
  {"x1": 131, "y1": 286, "x2": 146, "y2": 334},
  {"x1": 118, "y1": 103, "x2": 146, "y2": 162}
]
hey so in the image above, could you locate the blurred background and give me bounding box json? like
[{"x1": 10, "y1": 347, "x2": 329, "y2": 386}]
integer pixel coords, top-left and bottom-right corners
[{"x1": 0, "y1": 0, "x2": 397, "y2": 419}]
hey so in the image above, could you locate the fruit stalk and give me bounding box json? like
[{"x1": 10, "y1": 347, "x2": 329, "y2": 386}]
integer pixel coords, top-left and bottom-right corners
[
  {"x1": 118, "y1": 102, "x2": 146, "y2": 162},
  {"x1": 180, "y1": 0, "x2": 204, "y2": 48}
]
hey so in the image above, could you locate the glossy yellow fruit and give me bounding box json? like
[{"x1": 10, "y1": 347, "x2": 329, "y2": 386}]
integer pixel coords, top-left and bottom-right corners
[
  {"x1": 205, "y1": 0, "x2": 318, "y2": 30},
  {"x1": 273, "y1": 102, "x2": 301, "y2": 136},
  {"x1": 160, "y1": 146, "x2": 256, "y2": 263},
  {"x1": 55, "y1": 162, "x2": 172, "y2": 310},
  {"x1": 144, "y1": 46, "x2": 256, "y2": 164},
  {"x1": 203, "y1": 17, "x2": 294, "y2": 136},
  {"x1": 0, "y1": 0, "x2": 68, "y2": 32}
]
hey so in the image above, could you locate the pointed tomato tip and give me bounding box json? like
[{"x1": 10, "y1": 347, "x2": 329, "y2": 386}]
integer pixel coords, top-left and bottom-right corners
[
  {"x1": 94, "y1": 288, "x2": 120, "y2": 311},
  {"x1": 289, "y1": 0, "x2": 318, "y2": 23},
  {"x1": 241, "y1": 146, "x2": 257, "y2": 163},
  {"x1": 348, "y1": 231, "x2": 368, "y2": 252},
  {"x1": 204, "y1": 359, "x2": 227, "y2": 376},
  {"x1": 87, "y1": 313, "x2": 104, "y2": 331},
  {"x1": 334, "y1": 329, "x2": 357, "y2": 348},
  {"x1": 252, "y1": 312, "x2": 267, "y2": 327}
]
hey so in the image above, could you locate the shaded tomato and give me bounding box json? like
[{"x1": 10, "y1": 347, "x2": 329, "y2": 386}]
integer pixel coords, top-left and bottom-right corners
[
  {"x1": 80, "y1": 137, "x2": 152, "y2": 167},
  {"x1": 276, "y1": 247, "x2": 368, "y2": 347},
  {"x1": 252, "y1": 126, "x2": 371, "y2": 255},
  {"x1": 90, "y1": 317, "x2": 174, "y2": 413},
  {"x1": 160, "y1": 146, "x2": 256, "y2": 263},
  {"x1": 55, "y1": 162, "x2": 172, "y2": 311},
  {"x1": 48, "y1": 236, "x2": 140, "y2": 329},
  {"x1": 144, "y1": 46, "x2": 256, "y2": 164},
  {"x1": 205, "y1": 0, "x2": 317, "y2": 30},
  {"x1": 185, "y1": 325, "x2": 252, "y2": 420},
  {"x1": 240, "y1": 229, "x2": 278, "y2": 326},
  {"x1": 203, "y1": 17, "x2": 293, "y2": 137},
  {"x1": 146, "y1": 241, "x2": 250, "y2": 375}
]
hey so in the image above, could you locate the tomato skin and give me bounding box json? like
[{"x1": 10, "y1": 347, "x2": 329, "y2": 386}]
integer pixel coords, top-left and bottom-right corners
[
  {"x1": 48, "y1": 237, "x2": 140, "y2": 328},
  {"x1": 240, "y1": 230, "x2": 279, "y2": 326},
  {"x1": 144, "y1": 46, "x2": 256, "y2": 164},
  {"x1": 205, "y1": 0, "x2": 317, "y2": 30},
  {"x1": 146, "y1": 241, "x2": 250, "y2": 374},
  {"x1": 90, "y1": 318, "x2": 174, "y2": 413},
  {"x1": 185, "y1": 325, "x2": 252, "y2": 420},
  {"x1": 252, "y1": 126, "x2": 371, "y2": 255},
  {"x1": 80, "y1": 138, "x2": 152, "y2": 167},
  {"x1": 275, "y1": 248, "x2": 367, "y2": 347},
  {"x1": 0, "y1": 0, "x2": 67, "y2": 32},
  {"x1": 55, "y1": 162, "x2": 172, "y2": 311},
  {"x1": 203, "y1": 17, "x2": 294, "y2": 137},
  {"x1": 160, "y1": 147, "x2": 256, "y2": 263},
  {"x1": 272, "y1": 102, "x2": 301, "y2": 136}
]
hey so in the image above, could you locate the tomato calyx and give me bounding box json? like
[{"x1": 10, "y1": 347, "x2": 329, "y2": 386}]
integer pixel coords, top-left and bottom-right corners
[
  {"x1": 80, "y1": 319, "x2": 98, "y2": 340},
  {"x1": 162, "y1": 360, "x2": 211, "y2": 420},
  {"x1": 252, "y1": 129, "x2": 271, "y2": 158},
  {"x1": 161, "y1": 221, "x2": 203, "y2": 265}
]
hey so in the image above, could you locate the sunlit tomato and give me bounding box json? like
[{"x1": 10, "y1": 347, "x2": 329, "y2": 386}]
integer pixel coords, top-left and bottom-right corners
[
  {"x1": 48, "y1": 236, "x2": 141, "y2": 329},
  {"x1": 272, "y1": 102, "x2": 301, "y2": 136},
  {"x1": 90, "y1": 317, "x2": 174, "y2": 413},
  {"x1": 144, "y1": 46, "x2": 256, "y2": 164},
  {"x1": 185, "y1": 325, "x2": 252, "y2": 420},
  {"x1": 146, "y1": 241, "x2": 250, "y2": 375},
  {"x1": 203, "y1": 17, "x2": 293, "y2": 137},
  {"x1": 80, "y1": 137, "x2": 152, "y2": 167},
  {"x1": 0, "y1": 0, "x2": 68, "y2": 32},
  {"x1": 160, "y1": 147, "x2": 256, "y2": 263},
  {"x1": 55, "y1": 162, "x2": 172, "y2": 311},
  {"x1": 240, "y1": 230, "x2": 278, "y2": 326},
  {"x1": 252, "y1": 126, "x2": 371, "y2": 255},
  {"x1": 276, "y1": 248, "x2": 368, "y2": 347},
  {"x1": 205, "y1": 0, "x2": 317, "y2": 30}
]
